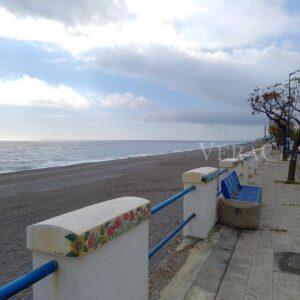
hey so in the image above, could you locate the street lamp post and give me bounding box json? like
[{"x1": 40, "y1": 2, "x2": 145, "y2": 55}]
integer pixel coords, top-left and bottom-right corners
[{"x1": 287, "y1": 70, "x2": 300, "y2": 156}]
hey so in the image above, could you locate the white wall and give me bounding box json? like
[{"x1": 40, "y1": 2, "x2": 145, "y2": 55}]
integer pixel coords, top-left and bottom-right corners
[
  {"x1": 183, "y1": 167, "x2": 218, "y2": 239},
  {"x1": 27, "y1": 197, "x2": 150, "y2": 300}
]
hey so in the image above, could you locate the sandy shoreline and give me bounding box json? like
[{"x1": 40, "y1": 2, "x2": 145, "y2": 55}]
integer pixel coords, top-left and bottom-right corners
[{"x1": 0, "y1": 143, "x2": 253, "y2": 299}]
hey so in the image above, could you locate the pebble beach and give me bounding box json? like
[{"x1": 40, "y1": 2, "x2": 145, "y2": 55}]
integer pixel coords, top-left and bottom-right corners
[{"x1": 0, "y1": 143, "x2": 253, "y2": 299}]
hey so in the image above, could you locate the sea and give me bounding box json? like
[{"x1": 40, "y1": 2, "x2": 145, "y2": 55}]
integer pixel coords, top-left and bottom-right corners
[{"x1": 0, "y1": 140, "x2": 246, "y2": 174}]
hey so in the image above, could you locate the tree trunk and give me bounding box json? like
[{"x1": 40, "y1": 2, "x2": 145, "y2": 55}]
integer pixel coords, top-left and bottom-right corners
[
  {"x1": 287, "y1": 130, "x2": 300, "y2": 182},
  {"x1": 281, "y1": 127, "x2": 287, "y2": 161}
]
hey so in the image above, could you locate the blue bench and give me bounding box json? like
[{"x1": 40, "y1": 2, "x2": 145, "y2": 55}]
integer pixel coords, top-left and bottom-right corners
[{"x1": 221, "y1": 171, "x2": 262, "y2": 203}]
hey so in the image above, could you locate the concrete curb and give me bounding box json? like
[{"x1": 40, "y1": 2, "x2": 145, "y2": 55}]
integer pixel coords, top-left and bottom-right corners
[{"x1": 159, "y1": 226, "x2": 224, "y2": 300}]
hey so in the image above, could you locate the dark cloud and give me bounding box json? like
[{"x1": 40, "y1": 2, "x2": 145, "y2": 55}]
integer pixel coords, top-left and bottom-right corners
[
  {"x1": 87, "y1": 44, "x2": 300, "y2": 107},
  {"x1": 0, "y1": 0, "x2": 129, "y2": 25},
  {"x1": 142, "y1": 110, "x2": 266, "y2": 126}
]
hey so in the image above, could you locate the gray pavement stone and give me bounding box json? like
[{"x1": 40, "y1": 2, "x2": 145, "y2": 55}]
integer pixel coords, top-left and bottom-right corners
[
  {"x1": 185, "y1": 286, "x2": 215, "y2": 300},
  {"x1": 186, "y1": 228, "x2": 239, "y2": 298},
  {"x1": 216, "y1": 154, "x2": 300, "y2": 300},
  {"x1": 215, "y1": 282, "x2": 245, "y2": 300}
]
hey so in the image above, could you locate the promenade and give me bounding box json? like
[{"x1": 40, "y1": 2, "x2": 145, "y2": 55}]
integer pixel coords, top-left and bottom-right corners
[{"x1": 160, "y1": 153, "x2": 300, "y2": 300}]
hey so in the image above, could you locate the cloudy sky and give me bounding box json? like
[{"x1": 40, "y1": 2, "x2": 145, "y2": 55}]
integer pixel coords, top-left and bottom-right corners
[{"x1": 0, "y1": 0, "x2": 299, "y2": 140}]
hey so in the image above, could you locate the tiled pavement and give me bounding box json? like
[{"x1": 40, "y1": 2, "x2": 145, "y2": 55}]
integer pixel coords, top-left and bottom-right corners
[{"x1": 216, "y1": 157, "x2": 300, "y2": 300}]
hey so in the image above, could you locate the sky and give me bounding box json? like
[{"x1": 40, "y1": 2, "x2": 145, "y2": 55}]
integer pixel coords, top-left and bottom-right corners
[{"x1": 0, "y1": 0, "x2": 300, "y2": 141}]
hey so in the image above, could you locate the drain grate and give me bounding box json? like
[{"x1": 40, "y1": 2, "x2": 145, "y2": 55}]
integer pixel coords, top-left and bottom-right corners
[{"x1": 274, "y1": 252, "x2": 300, "y2": 275}]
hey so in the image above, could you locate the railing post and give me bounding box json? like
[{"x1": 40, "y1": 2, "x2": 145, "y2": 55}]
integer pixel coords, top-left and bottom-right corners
[
  {"x1": 182, "y1": 167, "x2": 218, "y2": 239},
  {"x1": 219, "y1": 158, "x2": 243, "y2": 184},
  {"x1": 254, "y1": 148, "x2": 262, "y2": 168},
  {"x1": 265, "y1": 144, "x2": 272, "y2": 157},
  {"x1": 268, "y1": 143, "x2": 272, "y2": 155},
  {"x1": 247, "y1": 151, "x2": 256, "y2": 178},
  {"x1": 238, "y1": 154, "x2": 250, "y2": 184},
  {"x1": 26, "y1": 197, "x2": 151, "y2": 300},
  {"x1": 261, "y1": 144, "x2": 269, "y2": 158},
  {"x1": 259, "y1": 144, "x2": 270, "y2": 163}
]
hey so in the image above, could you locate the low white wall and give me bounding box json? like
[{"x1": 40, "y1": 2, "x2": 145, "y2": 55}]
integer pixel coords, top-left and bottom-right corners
[
  {"x1": 27, "y1": 197, "x2": 151, "y2": 300},
  {"x1": 261, "y1": 144, "x2": 272, "y2": 160},
  {"x1": 182, "y1": 167, "x2": 218, "y2": 239},
  {"x1": 247, "y1": 151, "x2": 256, "y2": 178},
  {"x1": 255, "y1": 148, "x2": 262, "y2": 168},
  {"x1": 238, "y1": 154, "x2": 250, "y2": 184}
]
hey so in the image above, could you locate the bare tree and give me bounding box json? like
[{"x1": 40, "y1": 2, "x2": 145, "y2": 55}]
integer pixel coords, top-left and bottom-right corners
[
  {"x1": 248, "y1": 85, "x2": 290, "y2": 160},
  {"x1": 248, "y1": 76, "x2": 300, "y2": 182},
  {"x1": 288, "y1": 77, "x2": 300, "y2": 181}
]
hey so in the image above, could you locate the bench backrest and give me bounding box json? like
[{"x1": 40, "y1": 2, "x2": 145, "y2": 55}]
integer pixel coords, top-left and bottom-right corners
[
  {"x1": 231, "y1": 171, "x2": 242, "y2": 189},
  {"x1": 221, "y1": 171, "x2": 240, "y2": 199}
]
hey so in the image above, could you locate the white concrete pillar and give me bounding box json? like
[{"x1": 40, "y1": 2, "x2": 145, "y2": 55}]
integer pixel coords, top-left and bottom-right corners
[
  {"x1": 253, "y1": 149, "x2": 261, "y2": 169},
  {"x1": 262, "y1": 144, "x2": 271, "y2": 159},
  {"x1": 247, "y1": 151, "x2": 256, "y2": 177},
  {"x1": 182, "y1": 167, "x2": 218, "y2": 239},
  {"x1": 260, "y1": 146, "x2": 266, "y2": 162},
  {"x1": 238, "y1": 154, "x2": 250, "y2": 184},
  {"x1": 268, "y1": 143, "x2": 272, "y2": 155},
  {"x1": 268, "y1": 143, "x2": 272, "y2": 154},
  {"x1": 219, "y1": 158, "x2": 243, "y2": 186},
  {"x1": 255, "y1": 148, "x2": 263, "y2": 166},
  {"x1": 262, "y1": 146, "x2": 266, "y2": 160},
  {"x1": 27, "y1": 197, "x2": 151, "y2": 300},
  {"x1": 253, "y1": 148, "x2": 260, "y2": 166}
]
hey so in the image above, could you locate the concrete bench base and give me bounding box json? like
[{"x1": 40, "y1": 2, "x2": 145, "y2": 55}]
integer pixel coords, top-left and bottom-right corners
[{"x1": 218, "y1": 198, "x2": 261, "y2": 230}]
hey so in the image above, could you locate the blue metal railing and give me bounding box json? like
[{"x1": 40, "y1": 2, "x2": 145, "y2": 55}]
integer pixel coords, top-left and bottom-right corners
[
  {"x1": 0, "y1": 166, "x2": 237, "y2": 295},
  {"x1": 149, "y1": 167, "x2": 230, "y2": 258},
  {"x1": 151, "y1": 185, "x2": 196, "y2": 215},
  {"x1": 149, "y1": 185, "x2": 196, "y2": 258},
  {"x1": 0, "y1": 260, "x2": 58, "y2": 300},
  {"x1": 218, "y1": 168, "x2": 228, "y2": 176},
  {"x1": 148, "y1": 213, "x2": 196, "y2": 258}
]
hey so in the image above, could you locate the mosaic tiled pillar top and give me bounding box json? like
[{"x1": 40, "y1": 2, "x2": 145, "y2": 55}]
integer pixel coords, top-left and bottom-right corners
[
  {"x1": 27, "y1": 197, "x2": 151, "y2": 257},
  {"x1": 183, "y1": 167, "x2": 218, "y2": 184}
]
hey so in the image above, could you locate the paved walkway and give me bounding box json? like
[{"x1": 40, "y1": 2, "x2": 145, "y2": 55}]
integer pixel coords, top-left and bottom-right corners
[
  {"x1": 216, "y1": 157, "x2": 300, "y2": 300},
  {"x1": 160, "y1": 154, "x2": 300, "y2": 300}
]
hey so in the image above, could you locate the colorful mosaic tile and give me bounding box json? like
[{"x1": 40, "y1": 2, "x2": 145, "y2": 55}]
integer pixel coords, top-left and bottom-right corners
[{"x1": 65, "y1": 203, "x2": 151, "y2": 257}]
